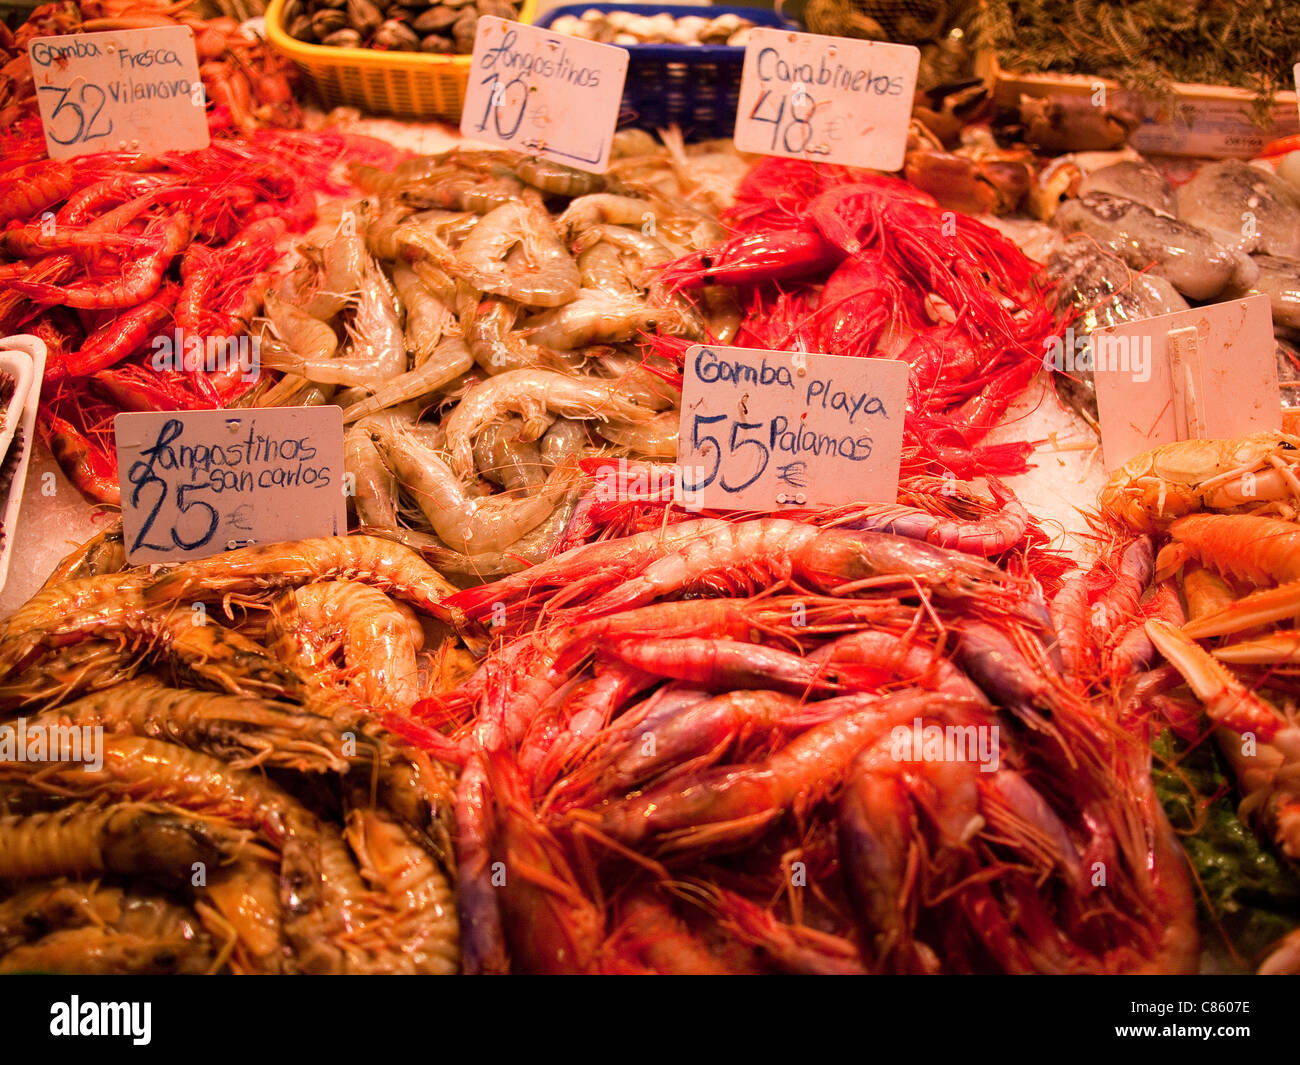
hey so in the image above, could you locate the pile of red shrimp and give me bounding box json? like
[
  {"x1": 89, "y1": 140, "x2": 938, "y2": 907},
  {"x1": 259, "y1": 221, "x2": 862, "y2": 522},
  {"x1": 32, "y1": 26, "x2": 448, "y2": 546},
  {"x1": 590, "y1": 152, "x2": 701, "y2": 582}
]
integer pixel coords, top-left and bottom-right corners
[
  {"x1": 0, "y1": 116, "x2": 405, "y2": 503},
  {"x1": 388, "y1": 487, "x2": 1195, "y2": 974},
  {"x1": 658, "y1": 157, "x2": 1061, "y2": 479}
]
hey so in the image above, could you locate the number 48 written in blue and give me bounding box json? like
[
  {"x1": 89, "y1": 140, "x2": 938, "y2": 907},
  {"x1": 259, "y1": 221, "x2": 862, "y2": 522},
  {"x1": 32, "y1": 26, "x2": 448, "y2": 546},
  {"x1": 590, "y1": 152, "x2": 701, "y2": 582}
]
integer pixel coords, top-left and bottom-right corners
[{"x1": 748, "y1": 87, "x2": 814, "y2": 153}]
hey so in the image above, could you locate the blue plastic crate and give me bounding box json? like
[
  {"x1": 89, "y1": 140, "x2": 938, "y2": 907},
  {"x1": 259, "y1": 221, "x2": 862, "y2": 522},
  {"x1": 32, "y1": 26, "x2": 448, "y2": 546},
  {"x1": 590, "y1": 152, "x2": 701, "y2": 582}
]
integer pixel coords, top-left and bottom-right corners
[{"x1": 534, "y1": 4, "x2": 799, "y2": 141}]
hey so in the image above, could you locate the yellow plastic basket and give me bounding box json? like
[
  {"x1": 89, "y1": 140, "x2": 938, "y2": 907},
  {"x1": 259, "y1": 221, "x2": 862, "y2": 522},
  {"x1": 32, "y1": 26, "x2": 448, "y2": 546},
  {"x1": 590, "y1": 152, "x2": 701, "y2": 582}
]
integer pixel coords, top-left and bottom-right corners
[{"x1": 265, "y1": 0, "x2": 537, "y2": 122}]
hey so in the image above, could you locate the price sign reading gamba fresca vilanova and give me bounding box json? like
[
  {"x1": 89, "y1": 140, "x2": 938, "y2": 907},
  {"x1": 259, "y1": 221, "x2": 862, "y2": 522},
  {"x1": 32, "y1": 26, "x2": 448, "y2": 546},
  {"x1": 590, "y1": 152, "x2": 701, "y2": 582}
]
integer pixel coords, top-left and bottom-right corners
[
  {"x1": 116, "y1": 407, "x2": 346, "y2": 564},
  {"x1": 462, "y1": 16, "x2": 628, "y2": 173},
  {"x1": 28, "y1": 27, "x2": 210, "y2": 159},
  {"x1": 678, "y1": 345, "x2": 907, "y2": 512}
]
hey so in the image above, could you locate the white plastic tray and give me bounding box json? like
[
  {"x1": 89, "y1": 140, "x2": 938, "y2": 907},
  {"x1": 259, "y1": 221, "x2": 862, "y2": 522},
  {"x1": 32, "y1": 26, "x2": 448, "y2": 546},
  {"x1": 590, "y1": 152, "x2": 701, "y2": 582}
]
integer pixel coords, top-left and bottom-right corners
[{"x1": 0, "y1": 335, "x2": 46, "y2": 598}]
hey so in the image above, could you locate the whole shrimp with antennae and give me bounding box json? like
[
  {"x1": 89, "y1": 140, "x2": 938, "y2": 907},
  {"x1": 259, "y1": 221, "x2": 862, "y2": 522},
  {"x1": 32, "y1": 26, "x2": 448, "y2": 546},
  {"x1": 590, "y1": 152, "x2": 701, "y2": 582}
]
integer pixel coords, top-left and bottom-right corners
[
  {"x1": 266, "y1": 580, "x2": 425, "y2": 713},
  {"x1": 258, "y1": 289, "x2": 337, "y2": 361},
  {"x1": 370, "y1": 421, "x2": 578, "y2": 556},
  {"x1": 345, "y1": 423, "x2": 399, "y2": 529},
  {"x1": 601, "y1": 637, "x2": 842, "y2": 697},
  {"x1": 572, "y1": 518, "x2": 1014, "y2": 621},
  {"x1": 830, "y1": 477, "x2": 1031, "y2": 557},
  {"x1": 557, "y1": 194, "x2": 656, "y2": 241},
  {"x1": 262, "y1": 255, "x2": 404, "y2": 386},
  {"x1": 344, "y1": 805, "x2": 459, "y2": 975},
  {"x1": 391, "y1": 262, "x2": 456, "y2": 364},
  {"x1": 461, "y1": 295, "x2": 578, "y2": 375},
  {"x1": 581, "y1": 690, "x2": 982, "y2": 855},
  {"x1": 9, "y1": 211, "x2": 190, "y2": 310},
  {"x1": 143, "y1": 536, "x2": 459, "y2": 615},
  {"x1": 33, "y1": 677, "x2": 361, "y2": 773},
  {"x1": 341, "y1": 337, "x2": 474, "y2": 424},
  {"x1": 486, "y1": 741, "x2": 605, "y2": 973},
  {"x1": 551, "y1": 688, "x2": 863, "y2": 811},
  {"x1": 0, "y1": 160, "x2": 77, "y2": 226},
  {"x1": 446, "y1": 517, "x2": 732, "y2": 624},
  {"x1": 809, "y1": 629, "x2": 990, "y2": 703},
  {"x1": 56, "y1": 284, "x2": 179, "y2": 379},
  {"x1": 595, "y1": 413, "x2": 679, "y2": 458},
  {"x1": 442, "y1": 368, "x2": 657, "y2": 479},
  {"x1": 523, "y1": 289, "x2": 704, "y2": 350},
  {"x1": 0, "y1": 802, "x2": 260, "y2": 882},
  {"x1": 0, "y1": 224, "x2": 145, "y2": 258},
  {"x1": 400, "y1": 172, "x2": 534, "y2": 216},
  {"x1": 516, "y1": 156, "x2": 606, "y2": 198},
  {"x1": 474, "y1": 418, "x2": 546, "y2": 495},
  {"x1": 404, "y1": 201, "x2": 581, "y2": 308}
]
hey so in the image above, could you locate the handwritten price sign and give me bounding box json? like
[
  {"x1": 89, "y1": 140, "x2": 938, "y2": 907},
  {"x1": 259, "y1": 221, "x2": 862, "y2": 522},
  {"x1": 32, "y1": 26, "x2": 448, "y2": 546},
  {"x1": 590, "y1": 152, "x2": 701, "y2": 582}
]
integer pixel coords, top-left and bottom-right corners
[
  {"x1": 677, "y1": 345, "x2": 907, "y2": 512},
  {"x1": 29, "y1": 27, "x2": 209, "y2": 159},
  {"x1": 1090, "y1": 294, "x2": 1279, "y2": 471},
  {"x1": 734, "y1": 29, "x2": 918, "y2": 171},
  {"x1": 116, "y1": 407, "x2": 346, "y2": 564},
  {"x1": 462, "y1": 16, "x2": 628, "y2": 173}
]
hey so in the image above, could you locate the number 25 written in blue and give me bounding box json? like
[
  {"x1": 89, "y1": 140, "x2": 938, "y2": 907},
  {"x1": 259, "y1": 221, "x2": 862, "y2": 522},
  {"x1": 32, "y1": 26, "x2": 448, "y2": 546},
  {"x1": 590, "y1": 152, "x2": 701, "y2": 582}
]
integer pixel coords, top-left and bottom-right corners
[{"x1": 126, "y1": 418, "x2": 218, "y2": 553}]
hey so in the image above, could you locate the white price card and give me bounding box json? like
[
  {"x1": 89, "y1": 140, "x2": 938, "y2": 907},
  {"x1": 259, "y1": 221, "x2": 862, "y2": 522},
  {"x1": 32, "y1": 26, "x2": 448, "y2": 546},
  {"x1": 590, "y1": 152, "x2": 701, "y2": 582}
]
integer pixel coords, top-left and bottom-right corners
[
  {"x1": 462, "y1": 16, "x2": 628, "y2": 174},
  {"x1": 1086, "y1": 294, "x2": 1280, "y2": 471},
  {"x1": 677, "y1": 345, "x2": 907, "y2": 512},
  {"x1": 116, "y1": 406, "x2": 346, "y2": 564},
  {"x1": 734, "y1": 29, "x2": 918, "y2": 171},
  {"x1": 28, "y1": 27, "x2": 210, "y2": 159}
]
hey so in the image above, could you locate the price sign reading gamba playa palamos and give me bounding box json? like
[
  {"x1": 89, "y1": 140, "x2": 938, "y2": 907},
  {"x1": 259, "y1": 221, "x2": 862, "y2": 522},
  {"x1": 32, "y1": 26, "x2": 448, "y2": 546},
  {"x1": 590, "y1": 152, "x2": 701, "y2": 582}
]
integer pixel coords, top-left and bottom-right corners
[{"x1": 678, "y1": 344, "x2": 908, "y2": 512}]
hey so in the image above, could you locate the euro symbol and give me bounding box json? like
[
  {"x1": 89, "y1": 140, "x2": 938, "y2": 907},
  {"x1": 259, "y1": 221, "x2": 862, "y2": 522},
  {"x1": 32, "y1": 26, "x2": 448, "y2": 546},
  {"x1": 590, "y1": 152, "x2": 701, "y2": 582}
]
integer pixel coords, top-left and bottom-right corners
[
  {"x1": 776, "y1": 462, "x2": 807, "y2": 489},
  {"x1": 228, "y1": 503, "x2": 254, "y2": 531}
]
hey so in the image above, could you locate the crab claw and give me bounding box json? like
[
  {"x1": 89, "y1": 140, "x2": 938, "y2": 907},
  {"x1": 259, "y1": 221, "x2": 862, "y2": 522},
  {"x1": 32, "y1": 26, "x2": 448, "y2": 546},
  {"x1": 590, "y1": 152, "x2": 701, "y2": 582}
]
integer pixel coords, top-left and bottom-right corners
[
  {"x1": 1145, "y1": 619, "x2": 1283, "y2": 741},
  {"x1": 1213, "y1": 630, "x2": 1300, "y2": 664},
  {"x1": 1182, "y1": 578, "x2": 1300, "y2": 639}
]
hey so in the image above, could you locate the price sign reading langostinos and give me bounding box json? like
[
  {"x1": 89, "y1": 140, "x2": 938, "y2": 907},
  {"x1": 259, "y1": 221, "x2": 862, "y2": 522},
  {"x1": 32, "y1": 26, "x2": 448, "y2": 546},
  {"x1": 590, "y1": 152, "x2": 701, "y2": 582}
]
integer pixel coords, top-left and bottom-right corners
[
  {"x1": 29, "y1": 27, "x2": 209, "y2": 159},
  {"x1": 678, "y1": 345, "x2": 907, "y2": 512},
  {"x1": 1088, "y1": 294, "x2": 1280, "y2": 471},
  {"x1": 734, "y1": 29, "x2": 918, "y2": 171},
  {"x1": 116, "y1": 407, "x2": 346, "y2": 564},
  {"x1": 462, "y1": 16, "x2": 628, "y2": 174}
]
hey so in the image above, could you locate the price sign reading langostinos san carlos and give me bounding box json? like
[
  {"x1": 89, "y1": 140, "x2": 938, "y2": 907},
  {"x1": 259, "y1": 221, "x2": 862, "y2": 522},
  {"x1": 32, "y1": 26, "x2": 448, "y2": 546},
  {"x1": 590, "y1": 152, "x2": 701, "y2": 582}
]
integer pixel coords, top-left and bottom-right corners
[
  {"x1": 734, "y1": 29, "x2": 918, "y2": 171},
  {"x1": 29, "y1": 27, "x2": 209, "y2": 159},
  {"x1": 462, "y1": 16, "x2": 628, "y2": 174},
  {"x1": 678, "y1": 345, "x2": 907, "y2": 512},
  {"x1": 116, "y1": 407, "x2": 346, "y2": 564}
]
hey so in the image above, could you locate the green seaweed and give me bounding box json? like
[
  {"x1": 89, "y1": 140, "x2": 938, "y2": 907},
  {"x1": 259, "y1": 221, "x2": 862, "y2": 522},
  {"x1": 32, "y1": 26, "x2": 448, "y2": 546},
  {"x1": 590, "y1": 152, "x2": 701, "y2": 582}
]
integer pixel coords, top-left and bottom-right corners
[
  {"x1": 1152, "y1": 729, "x2": 1300, "y2": 967},
  {"x1": 972, "y1": 0, "x2": 1297, "y2": 124}
]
